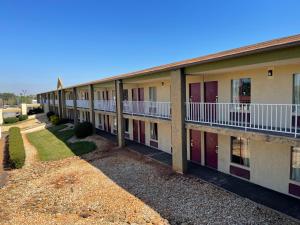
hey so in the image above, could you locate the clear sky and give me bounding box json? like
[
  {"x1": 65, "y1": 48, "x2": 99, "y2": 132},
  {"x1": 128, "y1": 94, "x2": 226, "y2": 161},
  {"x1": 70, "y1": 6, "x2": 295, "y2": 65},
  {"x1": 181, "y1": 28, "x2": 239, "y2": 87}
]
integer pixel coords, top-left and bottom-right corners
[{"x1": 0, "y1": 0, "x2": 299, "y2": 95}]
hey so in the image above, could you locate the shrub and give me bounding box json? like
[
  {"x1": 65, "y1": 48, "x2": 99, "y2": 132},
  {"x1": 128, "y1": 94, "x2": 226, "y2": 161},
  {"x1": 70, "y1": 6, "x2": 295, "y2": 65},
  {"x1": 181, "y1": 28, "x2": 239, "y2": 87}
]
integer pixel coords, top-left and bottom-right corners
[
  {"x1": 74, "y1": 122, "x2": 93, "y2": 138},
  {"x1": 46, "y1": 111, "x2": 55, "y2": 120},
  {"x1": 50, "y1": 115, "x2": 60, "y2": 125},
  {"x1": 18, "y1": 115, "x2": 28, "y2": 121},
  {"x1": 8, "y1": 127, "x2": 25, "y2": 168},
  {"x1": 4, "y1": 117, "x2": 19, "y2": 124},
  {"x1": 28, "y1": 107, "x2": 44, "y2": 115}
]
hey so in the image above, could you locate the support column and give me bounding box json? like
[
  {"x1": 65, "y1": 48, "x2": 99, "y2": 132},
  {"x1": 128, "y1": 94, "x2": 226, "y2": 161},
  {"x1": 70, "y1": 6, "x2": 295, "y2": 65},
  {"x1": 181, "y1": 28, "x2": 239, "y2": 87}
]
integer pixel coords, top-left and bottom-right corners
[
  {"x1": 47, "y1": 93, "x2": 51, "y2": 112},
  {"x1": 73, "y1": 87, "x2": 78, "y2": 125},
  {"x1": 115, "y1": 79, "x2": 125, "y2": 147},
  {"x1": 88, "y1": 84, "x2": 95, "y2": 127},
  {"x1": 21, "y1": 103, "x2": 27, "y2": 115},
  {"x1": 57, "y1": 90, "x2": 63, "y2": 118},
  {"x1": 61, "y1": 90, "x2": 66, "y2": 119},
  {"x1": 52, "y1": 92, "x2": 55, "y2": 113},
  {"x1": 171, "y1": 68, "x2": 187, "y2": 174}
]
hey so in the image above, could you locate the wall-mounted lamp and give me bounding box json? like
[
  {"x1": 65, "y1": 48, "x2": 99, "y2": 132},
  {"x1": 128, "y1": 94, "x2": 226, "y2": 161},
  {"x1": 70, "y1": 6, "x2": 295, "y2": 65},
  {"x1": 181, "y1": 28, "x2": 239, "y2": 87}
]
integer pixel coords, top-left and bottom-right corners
[{"x1": 268, "y1": 69, "x2": 273, "y2": 77}]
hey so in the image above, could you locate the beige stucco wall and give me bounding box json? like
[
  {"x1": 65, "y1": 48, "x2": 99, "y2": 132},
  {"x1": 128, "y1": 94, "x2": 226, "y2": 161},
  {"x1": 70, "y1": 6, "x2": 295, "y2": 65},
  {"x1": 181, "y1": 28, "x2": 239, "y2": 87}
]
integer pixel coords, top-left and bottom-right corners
[
  {"x1": 186, "y1": 63, "x2": 300, "y2": 104},
  {"x1": 217, "y1": 134, "x2": 299, "y2": 198},
  {"x1": 123, "y1": 80, "x2": 171, "y2": 102}
]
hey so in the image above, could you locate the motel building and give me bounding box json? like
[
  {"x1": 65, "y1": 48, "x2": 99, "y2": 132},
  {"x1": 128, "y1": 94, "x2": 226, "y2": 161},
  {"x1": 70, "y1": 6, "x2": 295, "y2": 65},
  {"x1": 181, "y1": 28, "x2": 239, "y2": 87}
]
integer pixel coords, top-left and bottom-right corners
[{"x1": 38, "y1": 34, "x2": 300, "y2": 199}]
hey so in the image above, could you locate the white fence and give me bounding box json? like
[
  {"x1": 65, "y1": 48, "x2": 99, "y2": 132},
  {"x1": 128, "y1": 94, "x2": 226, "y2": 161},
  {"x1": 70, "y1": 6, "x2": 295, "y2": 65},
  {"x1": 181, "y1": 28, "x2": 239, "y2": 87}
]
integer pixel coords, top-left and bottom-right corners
[
  {"x1": 76, "y1": 100, "x2": 90, "y2": 109},
  {"x1": 123, "y1": 101, "x2": 171, "y2": 119},
  {"x1": 94, "y1": 100, "x2": 116, "y2": 112},
  {"x1": 186, "y1": 102, "x2": 300, "y2": 137},
  {"x1": 66, "y1": 100, "x2": 74, "y2": 107}
]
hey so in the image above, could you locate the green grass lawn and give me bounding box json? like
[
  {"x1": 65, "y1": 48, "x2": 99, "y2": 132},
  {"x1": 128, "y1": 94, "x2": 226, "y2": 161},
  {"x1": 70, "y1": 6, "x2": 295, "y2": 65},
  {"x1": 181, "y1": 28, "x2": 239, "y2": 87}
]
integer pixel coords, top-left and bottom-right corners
[{"x1": 27, "y1": 125, "x2": 96, "y2": 161}]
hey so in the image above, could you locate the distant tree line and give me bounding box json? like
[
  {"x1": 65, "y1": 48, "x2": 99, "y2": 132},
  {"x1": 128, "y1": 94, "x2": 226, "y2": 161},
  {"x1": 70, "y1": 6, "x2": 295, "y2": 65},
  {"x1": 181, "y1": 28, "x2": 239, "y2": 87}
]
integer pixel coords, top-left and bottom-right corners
[{"x1": 0, "y1": 93, "x2": 36, "y2": 107}]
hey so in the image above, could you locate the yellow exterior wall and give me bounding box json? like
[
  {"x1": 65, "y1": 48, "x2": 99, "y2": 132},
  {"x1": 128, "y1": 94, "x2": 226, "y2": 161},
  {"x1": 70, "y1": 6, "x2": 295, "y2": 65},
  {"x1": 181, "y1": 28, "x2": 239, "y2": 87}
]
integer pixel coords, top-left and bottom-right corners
[
  {"x1": 123, "y1": 80, "x2": 171, "y2": 102},
  {"x1": 213, "y1": 134, "x2": 300, "y2": 198},
  {"x1": 186, "y1": 63, "x2": 300, "y2": 104}
]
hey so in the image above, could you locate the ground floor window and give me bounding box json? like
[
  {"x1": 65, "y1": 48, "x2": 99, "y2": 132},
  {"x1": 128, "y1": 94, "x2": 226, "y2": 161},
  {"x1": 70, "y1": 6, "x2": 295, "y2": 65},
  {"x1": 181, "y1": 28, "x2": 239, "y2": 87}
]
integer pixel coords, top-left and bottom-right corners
[
  {"x1": 113, "y1": 116, "x2": 117, "y2": 133},
  {"x1": 231, "y1": 137, "x2": 250, "y2": 167},
  {"x1": 124, "y1": 118, "x2": 129, "y2": 133},
  {"x1": 291, "y1": 147, "x2": 300, "y2": 182},
  {"x1": 150, "y1": 122, "x2": 158, "y2": 141}
]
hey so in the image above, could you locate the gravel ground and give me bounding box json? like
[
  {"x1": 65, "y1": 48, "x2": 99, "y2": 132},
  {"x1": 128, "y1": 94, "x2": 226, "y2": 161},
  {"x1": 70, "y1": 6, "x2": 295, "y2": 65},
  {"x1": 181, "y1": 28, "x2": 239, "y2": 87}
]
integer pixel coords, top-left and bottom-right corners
[{"x1": 0, "y1": 135, "x2": 299, "y2": 225}]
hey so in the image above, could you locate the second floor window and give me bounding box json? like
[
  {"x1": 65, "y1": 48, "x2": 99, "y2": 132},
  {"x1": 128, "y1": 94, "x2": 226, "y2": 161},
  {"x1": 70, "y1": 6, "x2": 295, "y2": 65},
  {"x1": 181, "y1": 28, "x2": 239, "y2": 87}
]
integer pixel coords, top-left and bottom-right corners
[
  {"x1": 231, "y1": 137, "x2": 250, "y2": 167},
  {"x1": 231, "y1": 78, "x2": 251, "y2": 104},
  {"x1": 123, "y1": 89, "x2": 129, "y2": 101},
  {"x1": 149, "y1": 87, "x2": 157, "y2": 102},
  {"x1": 291, "y1": 147, "x2": 300, "y2": 182},
  {"x1": 293, "y1": 74, "x2": 300, "y2": 105}
]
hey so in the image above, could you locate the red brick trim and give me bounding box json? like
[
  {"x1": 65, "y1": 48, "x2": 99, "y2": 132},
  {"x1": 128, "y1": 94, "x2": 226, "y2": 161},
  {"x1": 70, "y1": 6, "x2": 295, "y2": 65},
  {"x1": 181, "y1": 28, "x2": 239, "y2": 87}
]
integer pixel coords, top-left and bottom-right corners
[
  {"x1": 150, "y1": 140, "x2": 158, "y2": 148},
  {"x1": 289, "y1": 183, "x2": 300, "y2": 197},
  {"x1": 230, "y1": 165, "x2": 250, "y2": 180}
]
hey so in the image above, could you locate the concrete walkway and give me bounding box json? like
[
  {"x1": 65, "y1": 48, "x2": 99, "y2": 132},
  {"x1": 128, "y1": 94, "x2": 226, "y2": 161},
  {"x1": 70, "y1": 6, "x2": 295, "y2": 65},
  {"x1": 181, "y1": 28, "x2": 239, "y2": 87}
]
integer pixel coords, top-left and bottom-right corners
[
  {"x1": 22, "y1": 133, "x2": 38, "y2": 167},
  {"x1": 95, "y1": 130, "x2": 300, "y2": 221}
]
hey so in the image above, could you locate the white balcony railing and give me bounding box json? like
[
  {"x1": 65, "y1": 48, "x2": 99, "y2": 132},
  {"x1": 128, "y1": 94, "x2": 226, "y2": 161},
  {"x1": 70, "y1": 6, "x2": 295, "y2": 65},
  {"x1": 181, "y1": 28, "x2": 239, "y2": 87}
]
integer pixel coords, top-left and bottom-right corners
[
  {"x1": 76, "y1": 99, "x2": 90, "y2": 109},
  {"x1": 66, "y1": 100, "x2": 74, "y2": 107},
  {"x1": 186, "y1": 102, "x2": 300, "y2": 137},
  {"x1": 55, "y1": 100, "x2": 59, "y2": 105},
  {"x1": 123, "y1": 101, "x2": 171, "y2": 119},
  {"x1": 94, "y1": 100, "x2": 116, "y2": 112}
]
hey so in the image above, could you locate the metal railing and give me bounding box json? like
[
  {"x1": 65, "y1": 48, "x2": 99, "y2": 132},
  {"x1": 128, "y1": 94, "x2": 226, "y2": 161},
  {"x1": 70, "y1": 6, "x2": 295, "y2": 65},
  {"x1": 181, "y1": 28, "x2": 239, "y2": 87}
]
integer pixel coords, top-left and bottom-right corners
[
  {"x1": 186, "y1": 102, "x2": 300, "y2": 137},
  {"x1": 66, "y1": 100, "x2": 74, "y2": 107},
  {"x1": 76, "y1": 99, "x2": 90, "y2": 109},
  {"x1": 94, "y1": 100, "x2": 116, "y2": 112},
  {"x1": 123, "y1": 101, "x2": 171, "y2": 119}
]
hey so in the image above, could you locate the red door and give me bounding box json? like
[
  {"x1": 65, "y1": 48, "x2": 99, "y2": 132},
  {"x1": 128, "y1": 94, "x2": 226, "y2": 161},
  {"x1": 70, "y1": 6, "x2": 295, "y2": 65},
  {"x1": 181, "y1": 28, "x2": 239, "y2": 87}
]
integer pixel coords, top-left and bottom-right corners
[
  {"x1": 132, "y1": 88, "x2": 138, "y2": 101},
  {"x1": 139, "y1": 121, "x2": 145, "y2": 144},
  {"x1": 138, "y1": 88, "x2": 144, "y2": 101},
  {"x1": 204, "y1": 81, "x2": 218, "y2": 122},
  {"x1": 205, "y1": 132, "x2": 218, "y2": 169},
  {"x1": 189, "y1": 83, "x2": 201, "y2": 102},
  {"x1": 133, "y1": 119, "x2": 139, "y2": 141},
  {"x1": 190, "y1": 130, "x2": 201, "y2": 163}
]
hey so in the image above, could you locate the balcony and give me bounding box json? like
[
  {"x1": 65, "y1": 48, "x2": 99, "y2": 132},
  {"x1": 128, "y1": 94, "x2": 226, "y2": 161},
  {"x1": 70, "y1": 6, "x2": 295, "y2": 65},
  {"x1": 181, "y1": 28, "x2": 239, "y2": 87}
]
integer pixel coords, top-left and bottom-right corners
[
  {"x1": 76, "y1": 100, "x2": 90, "y2": 109},
  {"x1": 186, "y1": 102, "x2": 300, "y2": 138},
  {"x1": 66, "y1": 100, "x2": 74, "y2": 107},
  {"x1": 123, "y1": 101, "x2": 171, "y2": 119},
  {"x1": 94, "y1": 100, "x2": 116, "y2": 112}
]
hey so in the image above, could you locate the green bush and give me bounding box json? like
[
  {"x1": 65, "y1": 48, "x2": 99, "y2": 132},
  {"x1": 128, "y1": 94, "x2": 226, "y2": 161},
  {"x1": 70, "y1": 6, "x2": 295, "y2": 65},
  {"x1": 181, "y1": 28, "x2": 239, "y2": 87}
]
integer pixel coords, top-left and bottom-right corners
[
  {"x1": 18, "y1": 115, "x2": 28, "y2": 121},
  {"x1": 8, "y1": 127, "x2": 25, "y2": 169},
  {"x1": 50, "y1": 115, "x2": 60, "y2": 125},
  {"x1": 4, "y1": 117, "x2": 19, "y2": 124},
  {"x1": 74, "y1": 122, "x2": 93, "y2": 138},
  {"x1": 46, "y1": 111, "x2": 55, "y2": 120}
]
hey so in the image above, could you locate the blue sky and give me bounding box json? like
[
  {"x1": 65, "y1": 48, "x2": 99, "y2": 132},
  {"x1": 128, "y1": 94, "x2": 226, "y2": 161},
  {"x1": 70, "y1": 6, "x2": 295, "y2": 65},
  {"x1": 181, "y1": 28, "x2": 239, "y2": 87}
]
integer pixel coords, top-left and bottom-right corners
[{"x1": 0, "y1": 0, "x2": 299, "y2": 95}]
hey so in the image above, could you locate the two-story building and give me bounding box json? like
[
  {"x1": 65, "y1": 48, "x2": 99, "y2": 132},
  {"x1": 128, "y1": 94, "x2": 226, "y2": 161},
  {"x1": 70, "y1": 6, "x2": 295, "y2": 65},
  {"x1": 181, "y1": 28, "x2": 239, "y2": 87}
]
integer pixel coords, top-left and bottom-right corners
[{"x1": 38, "y1": 34, "x2": 300, "y2": 199}]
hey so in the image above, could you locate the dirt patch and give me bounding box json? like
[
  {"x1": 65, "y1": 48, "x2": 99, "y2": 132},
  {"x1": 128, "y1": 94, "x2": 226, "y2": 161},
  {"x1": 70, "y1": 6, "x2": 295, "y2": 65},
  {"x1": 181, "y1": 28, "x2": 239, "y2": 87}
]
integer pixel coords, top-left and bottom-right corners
[{"x1": 48, "y1": 172, "x2": 80, "y2": 189}]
